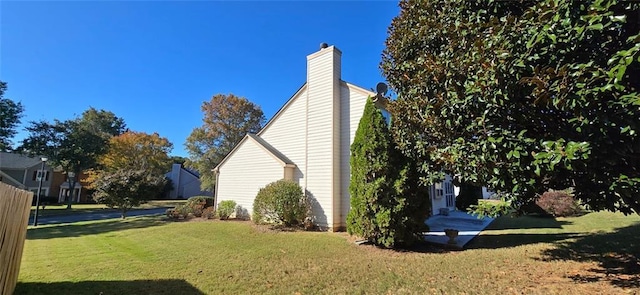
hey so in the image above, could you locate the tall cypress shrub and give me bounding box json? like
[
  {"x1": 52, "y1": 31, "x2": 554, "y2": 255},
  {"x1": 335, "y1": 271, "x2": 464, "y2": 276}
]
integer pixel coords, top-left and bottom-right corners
[
  {"x1": 347, "y1": 97, "x2": 395, "y2": 246},
  {"x1": 347, "y1": 97, "x2": 429, "y2": 248},
  {"x1": 392, "y1": 154, "x2": 430, "y2": 246}
]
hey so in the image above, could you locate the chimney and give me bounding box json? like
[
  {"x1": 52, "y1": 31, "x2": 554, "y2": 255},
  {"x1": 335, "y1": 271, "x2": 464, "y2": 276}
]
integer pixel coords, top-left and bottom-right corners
[
  {"x1": 305, "y1": 43, "x2": 342, "y2": 230},
  {"x1": 307, "y1": 43, "x2": 341, "y2": 89}
]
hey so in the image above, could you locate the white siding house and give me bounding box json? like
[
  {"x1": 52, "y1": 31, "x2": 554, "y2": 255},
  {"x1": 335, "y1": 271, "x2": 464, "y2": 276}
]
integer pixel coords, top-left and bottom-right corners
[
  {"x1": 216, "y1": 135, "x2": 294, "y2": 213},
  {"x1": 214, "y1": 45, "x2": 457, "y2": 230}
]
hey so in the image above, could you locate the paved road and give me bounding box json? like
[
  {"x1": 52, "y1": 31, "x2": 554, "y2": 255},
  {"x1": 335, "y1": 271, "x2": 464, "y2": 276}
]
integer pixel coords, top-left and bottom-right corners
[{"x1": 29, "y1": 207, "x2": 169, "y2": 226}]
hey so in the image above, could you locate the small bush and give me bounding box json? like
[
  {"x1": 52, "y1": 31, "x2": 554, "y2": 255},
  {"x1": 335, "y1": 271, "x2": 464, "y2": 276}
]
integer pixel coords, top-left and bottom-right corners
[
  {"x1": 469, "y1": 199, "x2": 512, "y2": 218},
  {"x1": 185, "y1": 196, "x2": 215, "y2": 207},
  {"x1": 253, "y1": 179, "x2": 310, "y2": 226},
  {"x1": 202, "y1": 207, "x2": 215, "y2": 219},
  {"x1": 165, "y1": 208, "x2": 178, "y2": 218},
  {"x1": 186, "y1": 196, "x2": 215, "y2": 217},
  {"x1": 235, "y1": 205, "x2": 250, "y2": 220},
  {"x1": 167, "y1": 196, "x2": 214, "y2": 219},
  {"x1": 217, "y1": 200, "x2": 237, "y2": 220},
  {"x1": 535, "y1": 189, "x2": 582, "y2": 217},
  {"x1": 176, "y1": 205, "x2": 191, "y2": 219}
]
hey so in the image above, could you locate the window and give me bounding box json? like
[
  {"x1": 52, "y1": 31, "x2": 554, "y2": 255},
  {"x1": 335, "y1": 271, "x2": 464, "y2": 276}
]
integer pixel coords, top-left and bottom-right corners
[
  {"x1": 32, "y1": 170, "x2": 49, "y2": 181},
  {"x1": 434, "y1": 183, "x2": 444, "y2": 199}
]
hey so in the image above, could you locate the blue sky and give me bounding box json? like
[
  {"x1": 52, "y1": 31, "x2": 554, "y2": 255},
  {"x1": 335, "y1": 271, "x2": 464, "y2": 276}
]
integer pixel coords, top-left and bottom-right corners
[{"x1": 1, "y1": 1, "x2": 399, "y2": 157}]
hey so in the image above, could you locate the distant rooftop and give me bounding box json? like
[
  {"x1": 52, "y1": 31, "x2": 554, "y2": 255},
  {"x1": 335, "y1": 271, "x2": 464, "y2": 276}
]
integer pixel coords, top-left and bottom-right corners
[{"x1": 0, "y1": 152, "x2": 44, "y2": 169}]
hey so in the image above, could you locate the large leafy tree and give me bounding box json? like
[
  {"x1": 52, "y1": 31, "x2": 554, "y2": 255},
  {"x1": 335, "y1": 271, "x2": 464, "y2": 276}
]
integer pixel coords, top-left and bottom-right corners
[
  {"x1": 347, "y1": 98, "x2": 428, "y2": 248},
  {"x1": 185, "y1": 94, "x2": 265, "y2": 191},
  {"x1": 0, "y1": 81, "x2": 24, "y2": 151},
  {"x1": 382, "y1": 0, "x2": 640, "y2": 214},
  {"x1": 93, "y1": 169, "x2": 166, "y2": 219},
  {"x1": 98, "y1": 131, "x2": 173, "y2": 176},
  {"x1": 89, "y1": 131, "x2": 173, "y2": 204},
  {"x1": 20, "y1": 108, "x2": 126, "y2": 208},
  {"x1": 169, "y1": 156, "x2": 188, "y2": 165}
]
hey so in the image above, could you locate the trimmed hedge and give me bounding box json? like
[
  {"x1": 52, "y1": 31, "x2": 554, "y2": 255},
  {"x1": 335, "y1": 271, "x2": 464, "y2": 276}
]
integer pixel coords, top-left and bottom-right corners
[{"x1": 252, "y1": 179, "x2": 310, "y2": 226}]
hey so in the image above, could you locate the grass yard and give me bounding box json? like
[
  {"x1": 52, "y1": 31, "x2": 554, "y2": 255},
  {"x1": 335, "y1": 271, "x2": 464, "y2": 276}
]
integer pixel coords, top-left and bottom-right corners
[
  {"x1": 16, "y1": 212, "x2": 640, "y2": 294},
  {"x1": 30, "y1": 200, "x2": 186, "y2": 217}
]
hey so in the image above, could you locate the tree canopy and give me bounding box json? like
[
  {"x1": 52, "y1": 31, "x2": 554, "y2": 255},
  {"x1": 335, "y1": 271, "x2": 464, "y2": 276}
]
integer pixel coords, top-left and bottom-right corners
[
  {"x1": 98, "y1": 131, "x2": 173, "y2": 177},
  {"x1": 185, "y1": 94, "x2": 265, "y2": 191},
  {"x1": 93, "y1": 169, "x2": 166, "y2": 219},
  {"x1": 20, "y1": 108, "x2": 126, "y2": 208},
  {"x1": 169, "y1": 156, "x2": 188, "y2": 165},
  {"x1": 0, "y1": 81, "x2": 24, "y2": 151},
  {"x1": 382, "y1": 0, "x2": 640, "y2": 214}
]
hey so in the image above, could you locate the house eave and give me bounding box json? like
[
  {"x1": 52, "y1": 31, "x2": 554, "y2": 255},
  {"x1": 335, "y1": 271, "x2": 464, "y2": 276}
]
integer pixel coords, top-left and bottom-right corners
[{"x1": 214, "y1": 134, "x2": 296, "y2": 172}]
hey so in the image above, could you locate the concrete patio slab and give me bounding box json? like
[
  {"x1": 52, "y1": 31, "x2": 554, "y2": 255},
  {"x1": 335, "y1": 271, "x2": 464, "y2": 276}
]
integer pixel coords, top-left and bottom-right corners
[{"x1": 423, "y1": 210, "x2": 494, "y2": 250}]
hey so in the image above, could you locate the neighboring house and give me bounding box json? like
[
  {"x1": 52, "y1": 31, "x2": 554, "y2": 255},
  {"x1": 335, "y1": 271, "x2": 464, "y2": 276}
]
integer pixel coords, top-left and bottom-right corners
[
  {"x1": 0, "y1": 152, "x2": 92, "y2": 203},
  {"x1": 0, "y1": 152, "x2": 52, "y2": 196},
  {"x1": 50, "y1": 170, "x2": 91, "y2": 203},
  {"x1": 165, "y1": 163, "x2": 209, "y2": 199},
  {"x1": 214, "y1": 44, "x2": 458, "y2": 231}
]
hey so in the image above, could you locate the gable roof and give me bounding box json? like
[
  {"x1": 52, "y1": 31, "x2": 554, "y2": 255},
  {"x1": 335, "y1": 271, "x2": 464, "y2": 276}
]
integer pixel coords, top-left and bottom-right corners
[
  {"x1": 256, "y1": 81, "x2": 376, "y2": 137},
  {"x1": 342, "y1": 81, "x2": 376, "y2": 98},
  {"x1": 214, "y1": 133, "x2": 295, "y2": 171},
  {"x1": 0, "y1": 152, "x2": 43, "y2": 169},
  {"x1": 182, "y1": 166, "x2": 200, "y2": 178},
  {"x1": 215, "y1": 79, "x2": 377, "y2": 172},
  {"x1": 247, "y1": 134, "x2": 294, "y2": 165},
  {"x1": 0, "y1": 170, "x2": 25, "y2": 188}
]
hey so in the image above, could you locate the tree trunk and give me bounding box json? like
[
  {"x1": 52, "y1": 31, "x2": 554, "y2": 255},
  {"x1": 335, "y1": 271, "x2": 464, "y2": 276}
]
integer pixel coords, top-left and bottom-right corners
[{"x1": 67, "y1": 180, "x2": 76, "y2": 210}]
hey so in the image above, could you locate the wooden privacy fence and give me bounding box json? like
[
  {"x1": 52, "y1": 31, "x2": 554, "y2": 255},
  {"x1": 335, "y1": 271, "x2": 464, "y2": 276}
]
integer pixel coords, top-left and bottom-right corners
[{"x1": 0, "y1": 182, "x2": 33, "y2": 295}]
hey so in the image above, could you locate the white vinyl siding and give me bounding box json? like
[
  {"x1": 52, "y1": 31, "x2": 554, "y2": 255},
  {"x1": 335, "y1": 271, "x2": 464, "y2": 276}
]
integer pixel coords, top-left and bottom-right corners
[
  {"x1": 214, "y1": 46, "x2": 383, "y2": 230},
  {"x1": 305, "y1": 47, "x2": 341, "y2": 228},
  {"x1": 216, "y1": 139, "x2": 284, "y2": 215},
  {"x1": 339, "y1": 83, "x2": 370, "y2": 227},
  {"x1": 259, "y1": 87, "x2": 308, "y2": 186}
]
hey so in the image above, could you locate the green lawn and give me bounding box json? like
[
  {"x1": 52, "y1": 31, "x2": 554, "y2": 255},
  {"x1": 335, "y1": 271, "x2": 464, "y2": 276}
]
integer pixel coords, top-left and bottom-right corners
[
  {"x1": 30, "y1": 200, "x2": 186, "y2": 217},
  {"x1": 16, "y1": 212, "x2": 640, "y2": 294}
]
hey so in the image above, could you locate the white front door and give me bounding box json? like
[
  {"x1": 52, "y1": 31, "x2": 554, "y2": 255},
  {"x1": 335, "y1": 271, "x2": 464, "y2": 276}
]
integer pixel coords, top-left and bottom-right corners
[{"x1": 431, "y1": 175, "x2": 456, "y2": 215}]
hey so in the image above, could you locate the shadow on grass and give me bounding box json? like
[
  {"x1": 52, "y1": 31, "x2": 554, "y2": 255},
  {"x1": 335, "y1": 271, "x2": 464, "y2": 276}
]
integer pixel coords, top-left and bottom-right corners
[
  {"x1": 464, "y1": 216, "x2": 578, "y2": 249},
  {"x1": 354, "y1": 239, "x2": 453, "y2": 254},
  {"x1": 27, "y1": 216, "x2": 168, "y2": 240},
  {"x1": 540, "y1": 222, "x2": 640, "y2": 289},
  {"x1": 484, "y1": 215, "x2": 573, "y2": 230},
  {"x1": 466, "y1": 232, "x2": 583, "y2": 249},
  {"x1": 30, "y1": 207, "x2": 117, "y2": 218},
  {"x1": 401, "y1": 241, "x2": 452, "y2": 253},
  {"x1": 15, "y1": 279, "x2": 205, "y2": 295}
]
